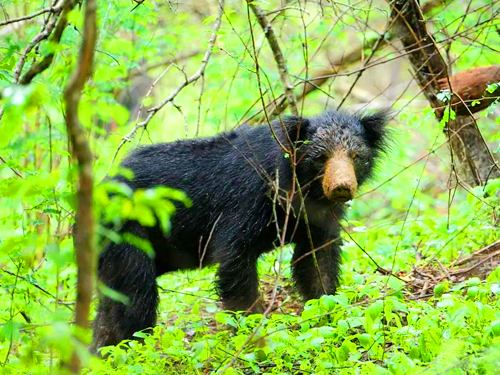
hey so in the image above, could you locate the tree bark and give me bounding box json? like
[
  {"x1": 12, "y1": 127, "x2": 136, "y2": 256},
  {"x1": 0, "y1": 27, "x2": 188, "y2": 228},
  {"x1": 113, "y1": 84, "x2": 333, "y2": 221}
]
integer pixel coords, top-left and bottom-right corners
[
  {"x1": 62, "y1": 0, "x2": 97, "y2": 372},
  {"x1": 388, "y1": 0, "x2": 498, "y2": 186}
]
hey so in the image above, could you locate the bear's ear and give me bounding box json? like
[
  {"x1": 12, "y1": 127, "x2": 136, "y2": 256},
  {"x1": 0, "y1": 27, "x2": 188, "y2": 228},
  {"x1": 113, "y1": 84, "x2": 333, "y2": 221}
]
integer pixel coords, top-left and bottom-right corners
[
  {"x1": 360, "y1": 109, "x2": 391, "y2": 150},
  {"x1": 279, "y1": 116, "x2": 310, "y2": 144}
]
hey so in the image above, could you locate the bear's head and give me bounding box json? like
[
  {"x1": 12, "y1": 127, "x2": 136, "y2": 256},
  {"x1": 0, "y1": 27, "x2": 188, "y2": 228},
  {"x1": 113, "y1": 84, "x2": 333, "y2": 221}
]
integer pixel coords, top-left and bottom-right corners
[{"x1": 280, "y1": 109, "x2": 390, "y2": 203}]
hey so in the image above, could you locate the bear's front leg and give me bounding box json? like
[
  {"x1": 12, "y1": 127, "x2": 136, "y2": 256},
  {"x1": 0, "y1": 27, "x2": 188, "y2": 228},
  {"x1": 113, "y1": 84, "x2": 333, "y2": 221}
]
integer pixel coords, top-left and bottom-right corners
[
  {"x1": 291, "y1": 225, "x2": 342, "y2": 301},
  {"x1": 216, "y1": 251, "x2": 263, "y2": 313}
]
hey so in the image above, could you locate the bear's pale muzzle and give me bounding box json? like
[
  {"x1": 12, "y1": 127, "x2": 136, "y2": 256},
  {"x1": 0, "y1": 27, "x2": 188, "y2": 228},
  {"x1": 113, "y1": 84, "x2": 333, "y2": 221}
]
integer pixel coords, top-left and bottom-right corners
[{"x1": 322, "y1": 150, "x2": 358, "y2": 202}]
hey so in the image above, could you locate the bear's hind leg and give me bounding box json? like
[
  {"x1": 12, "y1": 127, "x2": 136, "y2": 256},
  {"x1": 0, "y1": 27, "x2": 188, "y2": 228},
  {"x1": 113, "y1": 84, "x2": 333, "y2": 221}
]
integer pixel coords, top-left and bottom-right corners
[{"x1": 92, "y1": 228, "x2": 158, "y2": 351}]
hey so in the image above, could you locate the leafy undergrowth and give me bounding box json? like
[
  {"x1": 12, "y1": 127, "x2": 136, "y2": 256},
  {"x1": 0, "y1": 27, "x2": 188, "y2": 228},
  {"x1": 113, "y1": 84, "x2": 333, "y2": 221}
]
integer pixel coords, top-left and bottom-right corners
[
  {"x1": 87, "y1": 265, "x2": 500, "y2": 374},
  {"x1": 81, "y1": 184, "x2": 500, "y2": 375}
]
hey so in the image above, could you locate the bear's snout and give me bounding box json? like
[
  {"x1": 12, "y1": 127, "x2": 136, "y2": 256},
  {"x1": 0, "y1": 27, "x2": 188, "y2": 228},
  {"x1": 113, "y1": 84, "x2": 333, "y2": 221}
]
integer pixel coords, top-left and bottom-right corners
[{"x1": 322, "y1": 150, "x2": 358, "y2": 202}]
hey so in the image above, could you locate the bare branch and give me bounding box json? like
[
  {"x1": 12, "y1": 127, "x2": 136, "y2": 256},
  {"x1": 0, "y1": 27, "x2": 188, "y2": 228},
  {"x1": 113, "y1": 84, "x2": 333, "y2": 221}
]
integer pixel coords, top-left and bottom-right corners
[
  {"x1": 0, "y1": 155, "x2": 24, "y2": 179},
  {"x1": 263, "y1": 0, "x2": 446, "y2": 118},
  {"x1": 109, "y1": 1, "x2": 225, "y2": 168},
  {"x1": 18, "y1": 2, "x2": 72, "y2": 85},
  {"x1": 12, "y1": 15, "x2": 59, "y2": 83},
  {"x1": 247, "y1": 0, "x2": 298, "y2": 116},
  {"x1": 0, "y1": 1, "x2": 64, "y2": 27}
]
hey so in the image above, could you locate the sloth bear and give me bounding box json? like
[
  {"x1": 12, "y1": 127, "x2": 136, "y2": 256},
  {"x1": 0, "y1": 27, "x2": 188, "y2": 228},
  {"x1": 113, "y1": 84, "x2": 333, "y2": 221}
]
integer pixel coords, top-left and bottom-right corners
[{"x1": 92, "y1": 109, "x2": 389, "y2": 349}]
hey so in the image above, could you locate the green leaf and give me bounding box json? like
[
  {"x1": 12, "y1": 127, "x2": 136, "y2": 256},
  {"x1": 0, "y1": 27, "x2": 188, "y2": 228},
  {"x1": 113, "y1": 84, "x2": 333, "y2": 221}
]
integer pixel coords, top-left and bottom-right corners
[
  {"x1": 491, "y1": 321, "x2": 500, "y2": 337},
  {"x1": 368, "y1": 300, "x2": 383, "y2": 320},
  {"x1": 122, "y1": 232, "x2": 155, "y2": 256},
  {"x1": 318, "y1": 326, "x2": 335, "y2": 338},
  {"x1": 99, "y1": 283, "x2": 130, "y2": 305}
]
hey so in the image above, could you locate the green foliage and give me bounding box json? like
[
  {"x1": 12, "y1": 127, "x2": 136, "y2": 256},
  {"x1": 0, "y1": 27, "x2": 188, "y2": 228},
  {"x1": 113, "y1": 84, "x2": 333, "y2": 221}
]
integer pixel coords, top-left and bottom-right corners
[
  {"x1": 78, "y1": 267, "x2": 500, "y2": 374},
  {"x1": 1, "y1": 0, "x2": 500, "y2": 374}
]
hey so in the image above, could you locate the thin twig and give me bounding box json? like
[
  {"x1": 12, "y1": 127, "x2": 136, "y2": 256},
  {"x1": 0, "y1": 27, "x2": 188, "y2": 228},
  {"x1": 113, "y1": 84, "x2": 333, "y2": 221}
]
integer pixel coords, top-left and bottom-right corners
[
  {"x1": 0, "y1": 155, "x2": 24, "y2": 179},
  {"x1": 109, "y1": 1, "x2": 225, "y2": 169},
  {"x1": 0, "y1": 268, "x2": 71, "y2": 309},
  {"x1": 0, "y1": 1, "x2": 64, "y2": 27}
]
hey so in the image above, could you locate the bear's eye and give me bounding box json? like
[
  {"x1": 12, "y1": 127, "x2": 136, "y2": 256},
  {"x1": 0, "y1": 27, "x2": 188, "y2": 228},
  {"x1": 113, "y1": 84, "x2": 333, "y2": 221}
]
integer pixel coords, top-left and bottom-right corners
[{"x1": 349, "y1": 150, "x2": 358, "y2": 160}]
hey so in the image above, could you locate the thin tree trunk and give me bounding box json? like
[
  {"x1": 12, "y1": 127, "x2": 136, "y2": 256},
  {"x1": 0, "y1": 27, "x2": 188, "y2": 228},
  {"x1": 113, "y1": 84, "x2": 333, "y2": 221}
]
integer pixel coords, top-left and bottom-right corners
[{"x1": 62, "y1": 0, "x2": 97, "y2": 372}]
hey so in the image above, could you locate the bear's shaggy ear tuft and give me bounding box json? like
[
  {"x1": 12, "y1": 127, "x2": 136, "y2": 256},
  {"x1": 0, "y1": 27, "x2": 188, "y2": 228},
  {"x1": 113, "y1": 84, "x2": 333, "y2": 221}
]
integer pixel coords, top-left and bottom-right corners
[
  {"x1": 278, "y1": 116, "x2": 311, "y2": 145},
  {"x1": 360, "y1": 109, "x2": 391, "y2": 150}
]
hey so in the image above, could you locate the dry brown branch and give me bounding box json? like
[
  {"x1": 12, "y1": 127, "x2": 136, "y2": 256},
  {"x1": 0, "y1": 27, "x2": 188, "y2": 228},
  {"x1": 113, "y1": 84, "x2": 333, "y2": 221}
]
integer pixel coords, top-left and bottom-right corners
[
  {"x1": 437, "y1": 65, "x2": 500, "y2": 116},
  {"x1": 18, "y1": 1, "x2": 73, "y2": 85},
  {"x1": 453, "y1": 240, "x2": 500, "y2": 267},
  {"x1": 388, "y1": 0, "x2": 499, "y2": 186},
  {"x1": 267, "y1": 34, "x2": 389, "y2": 117},
  {"x1": 0, "y1": 1, "x2": 64, "y2": 27},
  {"x1": 12, "y1": 16, "x2": 59, "y2": 83},
  {"x1": 337, "y1": 28, "x2": 395, "y2": 109},
  {"x1": 408, "y1": 240, "x2": 500, "y2": 297},
  {"x1": 0, "y1": 20, "x2": 41, "y2": 38},
  {"x1": 449, "y1": 249, "x2": 500, "y2": 277},
  {"x1": 247, "y1": 0, "x2": 298, "y2": 116},
  {"x1": 421, "y1": 0, "x2": 451, "y2": 14},
  {"x1": 62, "y1": 0, "x2": 97, "y2": 371}
]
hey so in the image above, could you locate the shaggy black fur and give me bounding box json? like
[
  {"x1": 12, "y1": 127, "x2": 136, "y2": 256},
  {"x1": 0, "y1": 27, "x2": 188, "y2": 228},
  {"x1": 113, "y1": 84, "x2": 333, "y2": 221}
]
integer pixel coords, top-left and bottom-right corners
[{"x1": 92, "y1": 109, "x2": 390, "y2": 350}]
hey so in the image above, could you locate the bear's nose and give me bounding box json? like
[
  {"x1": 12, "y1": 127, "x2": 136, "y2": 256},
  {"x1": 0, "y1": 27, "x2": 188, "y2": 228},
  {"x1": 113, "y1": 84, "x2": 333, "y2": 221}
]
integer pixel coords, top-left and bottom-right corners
[{"x1": 328, "y1": 185, "x2": 354, "y2": 202}]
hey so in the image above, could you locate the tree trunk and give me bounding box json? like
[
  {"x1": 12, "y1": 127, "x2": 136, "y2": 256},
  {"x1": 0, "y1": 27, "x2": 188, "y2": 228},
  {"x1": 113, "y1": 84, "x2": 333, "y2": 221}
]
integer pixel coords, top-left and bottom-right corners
[{"x1": 388, "y1": 0, "x2": 498, "y2": 186}]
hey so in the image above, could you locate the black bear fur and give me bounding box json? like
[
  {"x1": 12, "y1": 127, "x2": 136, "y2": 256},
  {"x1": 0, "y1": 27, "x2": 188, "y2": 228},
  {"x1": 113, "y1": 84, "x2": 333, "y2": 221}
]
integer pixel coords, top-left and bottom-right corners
[{"x1": 92, "y1": 109, "x2": 390, "y2": 350}]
